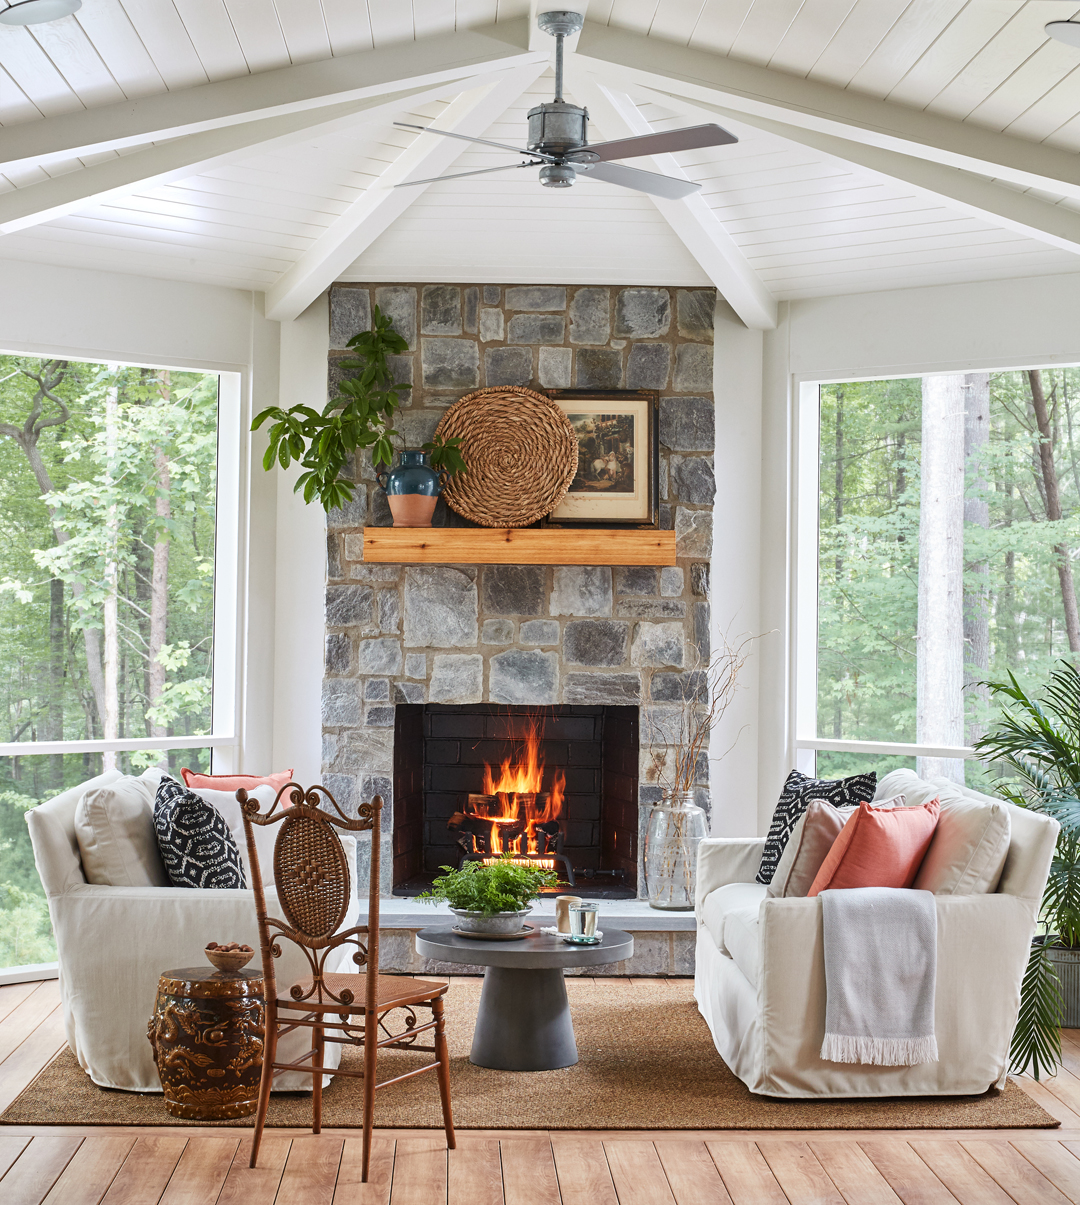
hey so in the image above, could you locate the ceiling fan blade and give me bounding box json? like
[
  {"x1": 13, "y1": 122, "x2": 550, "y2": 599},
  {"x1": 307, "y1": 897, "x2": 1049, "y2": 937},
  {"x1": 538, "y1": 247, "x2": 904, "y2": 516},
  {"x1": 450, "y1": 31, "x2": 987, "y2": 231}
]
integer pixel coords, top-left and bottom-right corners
[
  {"x1": 577, "y1": 161, "x2": 701, "y2": 200},
  {"x1": 394, "y1": 122, "x2": 557, "y2": 162},
  {"x1": 395, "y1": 161, "x2": 544, "y2": 188},
  {"x1": 577, "y1": 123, "x2": 737, "y2": 163}
]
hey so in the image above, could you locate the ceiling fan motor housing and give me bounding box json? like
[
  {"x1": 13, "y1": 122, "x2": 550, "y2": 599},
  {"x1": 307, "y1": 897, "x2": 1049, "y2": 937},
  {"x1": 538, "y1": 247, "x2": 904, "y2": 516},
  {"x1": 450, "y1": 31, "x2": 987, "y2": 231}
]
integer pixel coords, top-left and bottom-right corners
[{"x1": 527, "y1": 101, "x2": 589, "y2": 158}]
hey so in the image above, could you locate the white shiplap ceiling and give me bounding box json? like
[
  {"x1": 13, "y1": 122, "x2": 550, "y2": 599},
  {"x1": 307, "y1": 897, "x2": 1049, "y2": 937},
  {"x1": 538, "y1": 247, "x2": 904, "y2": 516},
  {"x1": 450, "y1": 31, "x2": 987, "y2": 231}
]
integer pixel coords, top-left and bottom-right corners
[{"x1": 1, "y1": 1, "x2": 1080, "y2": 326}]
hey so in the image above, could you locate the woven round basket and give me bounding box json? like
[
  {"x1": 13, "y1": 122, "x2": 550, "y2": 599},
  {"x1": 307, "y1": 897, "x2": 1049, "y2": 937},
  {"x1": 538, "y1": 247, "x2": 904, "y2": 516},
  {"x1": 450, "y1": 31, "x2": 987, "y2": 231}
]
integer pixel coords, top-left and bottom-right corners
[{"x1": 434, "y1": 386, "x2": 579, "y2": 527}]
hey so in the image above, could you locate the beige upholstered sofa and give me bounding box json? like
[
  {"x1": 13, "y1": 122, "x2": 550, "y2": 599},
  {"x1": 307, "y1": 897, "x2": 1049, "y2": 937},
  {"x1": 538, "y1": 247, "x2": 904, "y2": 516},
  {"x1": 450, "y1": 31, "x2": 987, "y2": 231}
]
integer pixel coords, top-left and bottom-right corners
[
  {"x1": 26, "y1": 769, "x2": 357, "y2": 1092},
  {"x1": 694, "y1": 770, "x2": 1059, "y2": 1098}
]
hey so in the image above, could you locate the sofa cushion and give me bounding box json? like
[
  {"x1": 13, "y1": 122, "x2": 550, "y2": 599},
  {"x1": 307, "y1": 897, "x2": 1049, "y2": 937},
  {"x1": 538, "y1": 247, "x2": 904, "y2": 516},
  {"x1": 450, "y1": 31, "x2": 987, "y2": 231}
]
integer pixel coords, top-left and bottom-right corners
[
  {"x1": 181, "y1": 768, "x2": 293, "y2": 793},
  {"x1": 75, "y1": 775, "x2": 170, "y2": 887},
  {"x1": 809, "y1": 800, "x2": 940, "y2": 895},
  {"x1": 700, "y1": 882, "x2": 768, "y2": 953},
  {"x1": 876, "y1": 768, "x2": 965, "y2": 808},
  {"x1": 723, "y1": 905, "x2": 761, "y2": 988},
  {"x1": 756, "y1": 770, "x2": 877, "y2": 885},
  {"x1": 192, "y1": 783, "x2": 280, "y2": 887},
  {"x1": 913, "y1": 797, "x2": 1011, "y2": 894},
  {"x1": 154, "y1": 776, "x2": 246, "y2": 889}
]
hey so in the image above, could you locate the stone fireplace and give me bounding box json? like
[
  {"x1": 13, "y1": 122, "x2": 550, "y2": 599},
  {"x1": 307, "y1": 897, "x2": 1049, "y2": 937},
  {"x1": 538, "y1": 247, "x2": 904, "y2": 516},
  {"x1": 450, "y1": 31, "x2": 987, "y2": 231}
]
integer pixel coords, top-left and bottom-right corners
[{"x1": 321, "y1": 282, "x2": 715, "y2": 904}]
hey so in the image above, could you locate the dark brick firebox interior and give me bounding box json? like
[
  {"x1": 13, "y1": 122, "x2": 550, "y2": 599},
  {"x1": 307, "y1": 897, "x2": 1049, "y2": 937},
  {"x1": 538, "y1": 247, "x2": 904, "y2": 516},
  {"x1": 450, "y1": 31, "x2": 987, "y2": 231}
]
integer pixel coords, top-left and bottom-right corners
[{"x1": 392, "y1": 704, "x2": 638, "y2": 897}]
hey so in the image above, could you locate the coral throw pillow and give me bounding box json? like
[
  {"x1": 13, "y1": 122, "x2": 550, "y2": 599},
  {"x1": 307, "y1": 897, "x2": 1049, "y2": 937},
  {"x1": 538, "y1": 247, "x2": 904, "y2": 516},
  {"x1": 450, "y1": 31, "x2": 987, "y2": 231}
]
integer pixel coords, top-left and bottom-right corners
[
  {"x1": 808, "y1": 799, "x2": 940, "y2": 897},
  {"x1": 181, "y1": 768, "x2": 293, "y2": 793}
]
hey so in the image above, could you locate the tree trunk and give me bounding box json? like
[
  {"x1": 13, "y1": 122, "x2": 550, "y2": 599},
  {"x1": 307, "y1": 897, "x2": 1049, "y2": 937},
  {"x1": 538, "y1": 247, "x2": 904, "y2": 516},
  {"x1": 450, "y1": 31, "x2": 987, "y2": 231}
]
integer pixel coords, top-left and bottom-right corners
[
  {"x1": 102, "y1": 379, "x2": 120, "y2": 770},
  {"x1": 47, "y1": 575, "x2": 64, "y2": 791},
  {"x1": 1029, "y1": 368, "x2": 1080, "y2": 653},
  {"x1": 963, "y1": 373, "x2": 991, "y2": 746},
  {"x1": 148, "y1": 372, "x2": 171, "y2": 743},
  {"x1": 833, "y1": 386, "x2": 844, "y2": 740},
  {"x1": 917, "y1": 374, "x2": 966, "y2": 783}
]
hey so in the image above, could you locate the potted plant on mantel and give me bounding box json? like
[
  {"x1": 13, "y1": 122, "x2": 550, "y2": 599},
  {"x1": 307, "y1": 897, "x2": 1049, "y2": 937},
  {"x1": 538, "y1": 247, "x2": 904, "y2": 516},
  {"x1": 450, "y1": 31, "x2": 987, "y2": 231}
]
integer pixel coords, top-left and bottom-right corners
[
  {"x1": 418, "y1": 857, "x2": 557, "y2": 935},
  {"x1": 252, "y1": 304, "x2": 466, "y2": 523},
  {"x1": 975, "y1": 660, "x2": 1080, "y2": 1079}
]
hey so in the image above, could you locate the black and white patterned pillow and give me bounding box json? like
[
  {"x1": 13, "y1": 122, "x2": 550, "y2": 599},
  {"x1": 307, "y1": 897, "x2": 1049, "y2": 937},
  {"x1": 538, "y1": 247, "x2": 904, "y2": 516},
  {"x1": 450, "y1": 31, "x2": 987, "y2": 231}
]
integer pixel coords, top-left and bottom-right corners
[
  {"x1": 154, "y1": 776, "x2": 246, "y2": 889},
  {"x1": 756, "y1": 770, "x2": 876, "y2": 885}
]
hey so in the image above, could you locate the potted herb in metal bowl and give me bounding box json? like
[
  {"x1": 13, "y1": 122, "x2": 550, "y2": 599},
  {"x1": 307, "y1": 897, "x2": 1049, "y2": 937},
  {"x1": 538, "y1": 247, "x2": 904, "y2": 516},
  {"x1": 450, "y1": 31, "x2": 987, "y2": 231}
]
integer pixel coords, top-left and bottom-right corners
[{"x1": 419, "y1": 857, "x2": 558, "y2": 935}]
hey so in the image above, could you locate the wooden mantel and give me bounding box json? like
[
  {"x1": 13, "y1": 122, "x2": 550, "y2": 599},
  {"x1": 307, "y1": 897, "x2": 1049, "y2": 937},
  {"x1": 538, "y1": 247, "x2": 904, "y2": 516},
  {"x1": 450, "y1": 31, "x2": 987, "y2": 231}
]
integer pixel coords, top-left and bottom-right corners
[{"x1": 361, "y1": 527, "x2": 677, "y2": 566}]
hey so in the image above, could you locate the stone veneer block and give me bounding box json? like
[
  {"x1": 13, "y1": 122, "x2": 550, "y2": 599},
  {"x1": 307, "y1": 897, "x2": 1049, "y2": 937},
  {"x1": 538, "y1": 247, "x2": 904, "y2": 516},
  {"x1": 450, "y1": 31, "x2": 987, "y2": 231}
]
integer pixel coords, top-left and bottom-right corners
[
  {"x1": 617, "y1": 599, "x2": 686, "y2": 618},
  {"x1": 631, "y1": 622, "x2": 685, "y2": 668},
  {"x1": 483, "y1": 564, "x2": 545, "y2": 615},
  {"x1": 378, "y1": 591, "x2": 400, "y2": 633},
  {"x1": 569, "y1": 287, "x2": 610, "y2": 344},
  {"x1": 323, "y1": 679, "x2": 361, "y2": 725},
  {"x1": 421, "y1": 339, "x2": 479, "y2": 388},
  {"x1": 550, "y1": 566, "x2": 612, "y2": 616},
  {"x1": 519, "y1": 619, "x2": 559, "y2": 645},
  {"x1": 387, "y1": 354, "x2": 413, "y2": 386},
  {"x1": 326, "y1": 585, "x2": 374, "y2": 626},
  {"x1": 429, "y1": 654, "x2": 483, "y2": 703},
  {"x1": 325, "y1": 633, "x2": 350, "y2": 675},
  {"x1": 484, "y1": 346, "x2": 532, "y2": 387},
  {"x1": 404, "y1": 652, "x2": 426, "y2": 678},
  {"x1": 677, "y1": 289, "x2": 715, "y2": 341},
  {"x1": 421, "y1": 285, "x2": 461, "y2": 335},
  {"x1": 374, "y1": 286, "x2": 416, "y2": 344},
  {"x1": 691, "y1": 562, "x2": 710, "y2": 596},
  {"x1": 659, "y1": 397, "x2": 714, "y2": 452},
  {"x1": 670, "y1": 455, "x2": 715, "y2": 505},
  {"x1": 327, "y1": 532, "x2": 341, "y2": 579},
  {"x1": 615, "y1": 566, "x2": 659, "y2": 595},
  {"x1": 479, "y1": 308, "x2": 504, "y2": 342},
  {"x1": 695, "y1": 601, "x2": 710, "y2": 661},
  {"x1": 464, "y1": 287, "x2": 478, "y2": 334},
  {"x1": 357, "y1": 638, "x2": 402, "y2": 676},
  {"x1": 397, "y1": 410, "x2": 440, "y2": 448},
  {"x1": 481, "y1": 618, "x2": 514, "y2": 644},
  {"x1": 403, "y1": 566, "x2": 478, "y2": 647},
  {"x1": 564, "y1": 620, "x2": 628, "y2": 666},
  {"x1": 489, "y1": 649, "x2": 559, "y2": 704},
  {"x1": 575, "y1": 348, "x2": 622, "y2": 389},
  {"x1": 483, "y1": 286, "x2": 501, "y2": 304},
  {"x1": 538, "y1": 346, "x2": 571, "y2": 388},
  {"x1": 394, "y1": 682, "x2": 424, "y2": 703},
  {"x1": 660, "y1": 566, "x2": 684, "y2": 597},
  {"x1": 626, "y1": 343, "x2": 671, "y2": 390},
  {"x1": 615, "y1": 288, "x2": 671, "y2": 338},
  {"x1": 676, "y1": 508, "x2": 713, "y2": 558},
  {"x1": 673, "y1": 342, "x2": 713, "y2": 393},
  {"x1": 508, "y1": 314, "x2": 565, "y2": 344},
  {"x1": 327, "y1": 488, "x2": 368, "y2": 529},
  {"x1": 564, "y1": 672, "x2": 641, "y2": 704},
  {"x1": 505, "y1": 286, "x2": 566, "y2": 311},
  {"x1": 364, "y1": 677, "x2": 390, "y2": 700},
  {"x1": 329, "y1": 286, "x2": 370, "y2": 350},
  {"x1": 650, "y1": 670, "x2": 706, "y2": 703},
  {"x1": 365, "y1": 705, "x2": 395, "y2": 727}
]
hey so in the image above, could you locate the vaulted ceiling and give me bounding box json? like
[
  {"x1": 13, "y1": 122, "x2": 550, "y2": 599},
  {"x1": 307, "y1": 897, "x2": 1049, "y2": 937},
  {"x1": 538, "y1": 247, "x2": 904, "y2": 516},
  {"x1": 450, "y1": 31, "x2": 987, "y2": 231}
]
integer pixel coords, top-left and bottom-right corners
[{"x1": 2, "y1": 1, "x2": 1080, "y2": 330}]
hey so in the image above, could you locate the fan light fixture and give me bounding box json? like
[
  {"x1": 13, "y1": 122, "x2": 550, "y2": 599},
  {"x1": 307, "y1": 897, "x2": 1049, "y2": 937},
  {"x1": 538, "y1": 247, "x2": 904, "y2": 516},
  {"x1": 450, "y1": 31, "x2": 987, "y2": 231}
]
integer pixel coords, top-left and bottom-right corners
[
  {"x1": 1046, "y1": 20, "x2": 1080, "y2": 49},
  {"x1": 0, "y1": 0, "x2": 81, "y2": 25}
]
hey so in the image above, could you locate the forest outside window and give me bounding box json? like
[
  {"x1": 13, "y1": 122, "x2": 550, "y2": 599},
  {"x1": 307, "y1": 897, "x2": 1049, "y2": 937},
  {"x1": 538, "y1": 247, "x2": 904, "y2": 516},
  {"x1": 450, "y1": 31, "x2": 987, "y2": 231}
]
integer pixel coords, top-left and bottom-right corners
[
  {"x1": 798, "y1": 366, "x2": 1080, "y2": 791},
  {"x1": 0, "y1": 353, "x2": 232, "y2": 973}
]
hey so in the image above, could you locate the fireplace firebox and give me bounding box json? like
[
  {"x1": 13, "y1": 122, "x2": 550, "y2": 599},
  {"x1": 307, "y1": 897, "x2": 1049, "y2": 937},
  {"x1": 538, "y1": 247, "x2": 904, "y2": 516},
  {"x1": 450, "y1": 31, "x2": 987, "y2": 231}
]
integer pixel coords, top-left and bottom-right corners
[{"x1": 392, "y1": 704, "x2": 638, "y2": 898}]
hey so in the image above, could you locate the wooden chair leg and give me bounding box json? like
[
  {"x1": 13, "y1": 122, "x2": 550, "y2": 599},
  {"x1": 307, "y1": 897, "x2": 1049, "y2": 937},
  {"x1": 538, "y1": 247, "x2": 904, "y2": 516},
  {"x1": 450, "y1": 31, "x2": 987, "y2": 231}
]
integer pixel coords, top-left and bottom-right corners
[
  {"x1": 432, "y1": 995, "x2": 455, "y2": 1149},
  {"x1": 362, "y1": 1007, "x2": 378, "y2": 1183},
  {"x1": 250, "y1": 1005, "x2": 278, "y2": 1168},
  {"x1": 312, "y1": 1023, "x2": 324, "y2": 1135}
]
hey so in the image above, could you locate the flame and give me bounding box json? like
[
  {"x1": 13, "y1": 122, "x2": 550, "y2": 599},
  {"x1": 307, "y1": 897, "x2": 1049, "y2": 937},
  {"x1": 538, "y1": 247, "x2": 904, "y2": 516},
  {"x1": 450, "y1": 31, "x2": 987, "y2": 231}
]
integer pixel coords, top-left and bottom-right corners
[{"x1": 471, "y1": 719, "x2": 564, "y2": 855}]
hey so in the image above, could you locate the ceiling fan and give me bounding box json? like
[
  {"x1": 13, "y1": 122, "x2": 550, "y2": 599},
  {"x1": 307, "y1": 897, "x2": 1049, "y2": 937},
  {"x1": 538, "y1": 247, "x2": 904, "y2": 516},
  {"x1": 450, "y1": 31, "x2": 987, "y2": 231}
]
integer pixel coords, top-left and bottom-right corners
[{"x1": 393, "y1": 10, "x2": 737, "y2": 200}]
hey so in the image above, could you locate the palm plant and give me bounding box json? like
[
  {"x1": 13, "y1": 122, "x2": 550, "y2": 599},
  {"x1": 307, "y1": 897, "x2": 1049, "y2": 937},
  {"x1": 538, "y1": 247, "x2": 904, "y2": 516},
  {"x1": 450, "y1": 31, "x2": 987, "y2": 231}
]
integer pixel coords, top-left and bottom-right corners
[{"x1": 975, "y1": 660, "x2": 1080, "y2": 1078}]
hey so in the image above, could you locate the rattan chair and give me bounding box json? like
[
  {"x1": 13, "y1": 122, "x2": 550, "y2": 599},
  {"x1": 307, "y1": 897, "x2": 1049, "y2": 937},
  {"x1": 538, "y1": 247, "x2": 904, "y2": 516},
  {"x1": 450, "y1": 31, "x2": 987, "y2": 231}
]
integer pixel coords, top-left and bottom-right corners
[{"x1": 239, "y1": 783, "x2": 454, "y2": 1180}]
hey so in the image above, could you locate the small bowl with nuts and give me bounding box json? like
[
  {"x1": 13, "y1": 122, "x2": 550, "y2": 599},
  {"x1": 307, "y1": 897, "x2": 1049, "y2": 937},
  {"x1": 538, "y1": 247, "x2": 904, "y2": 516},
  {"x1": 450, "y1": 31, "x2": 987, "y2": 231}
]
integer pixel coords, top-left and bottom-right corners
[{"x1": 204, "y1": 941, "x2": 255, "y2": 972}]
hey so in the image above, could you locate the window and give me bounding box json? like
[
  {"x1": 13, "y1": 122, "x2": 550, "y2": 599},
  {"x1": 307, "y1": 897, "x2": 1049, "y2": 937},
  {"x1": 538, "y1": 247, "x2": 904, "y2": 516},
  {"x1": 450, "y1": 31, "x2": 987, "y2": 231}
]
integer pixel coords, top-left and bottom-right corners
[
  {"x1": 0, "y1": 353, "x2": 238, "y2": 974},
  {"x1": 797, "y1": 366, "x2": 1080, "y2": 789}
]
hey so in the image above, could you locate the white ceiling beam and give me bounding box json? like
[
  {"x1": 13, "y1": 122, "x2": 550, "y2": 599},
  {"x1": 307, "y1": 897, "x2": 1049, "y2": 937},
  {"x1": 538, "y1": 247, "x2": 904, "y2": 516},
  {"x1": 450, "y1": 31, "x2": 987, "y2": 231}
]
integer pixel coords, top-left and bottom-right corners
[
  {"x1": 573, "y1": 21, "x2": 1080, "y2": 203},
  {"x1": 0, "y1": 78, "x2": 496, "y2": 236},
  {"x1": 0, "y1": 19, "x2": 539, "y2": 172},
  {"x1": 571, "y1": 76, "x2": 775, "y2": 331},
  {"x1": 632, "y1": 84, "x2": 1080, "y2": 259},
  {"x1": 265, "y1": 65, "x2": 548, "y2": 323}
]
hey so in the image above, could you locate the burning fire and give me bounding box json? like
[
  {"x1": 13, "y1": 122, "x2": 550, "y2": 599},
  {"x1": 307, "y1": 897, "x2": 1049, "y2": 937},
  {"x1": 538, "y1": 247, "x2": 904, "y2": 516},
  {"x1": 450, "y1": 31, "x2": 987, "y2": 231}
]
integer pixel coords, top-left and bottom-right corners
[{"x1": 470, "y1": 720, "x2": 564, "y2": 857}]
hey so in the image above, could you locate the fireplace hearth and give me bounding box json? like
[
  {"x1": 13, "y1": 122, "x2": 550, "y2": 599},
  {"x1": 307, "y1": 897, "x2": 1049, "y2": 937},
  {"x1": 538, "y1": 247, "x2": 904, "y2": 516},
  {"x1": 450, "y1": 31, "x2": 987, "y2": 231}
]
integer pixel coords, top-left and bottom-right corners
[{"x1": 392, "y1": 704, "x2": 638, "y2": 898}]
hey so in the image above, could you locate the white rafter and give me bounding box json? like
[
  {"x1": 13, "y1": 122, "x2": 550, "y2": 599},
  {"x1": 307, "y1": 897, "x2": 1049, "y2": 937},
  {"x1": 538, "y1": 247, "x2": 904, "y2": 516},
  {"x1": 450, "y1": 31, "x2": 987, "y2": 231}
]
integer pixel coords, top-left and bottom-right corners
[
  {"x1": 0, "y1": 80, "x2": 497, "y2": 236},
  {"x1": 570, "y1": 75, "x2": 776, "y2": 331},
  {"x1": 265, "y1": 64, "x2": 549, "y2": 324},
  {"x1": 0, "y1": 19, "x2": 539, "y2": 172},
  {"x1": 630, "y1": 84, "x2": 1080, "y2": 260},
  {"x1": 573, "y1": 21, "x2": 1080, "y2": 204}
]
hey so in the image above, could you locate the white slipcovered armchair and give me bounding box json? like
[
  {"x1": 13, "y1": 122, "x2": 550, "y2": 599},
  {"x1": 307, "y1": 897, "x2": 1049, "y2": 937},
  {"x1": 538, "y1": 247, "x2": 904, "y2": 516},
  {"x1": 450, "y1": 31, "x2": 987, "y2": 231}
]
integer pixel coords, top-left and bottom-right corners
[
  {"x1": 694, "y1": 773, "x2": 1059, "y2": 1098},
  {"x1": 26, "y1": 770, "x2": 357, "y2": 1092}
]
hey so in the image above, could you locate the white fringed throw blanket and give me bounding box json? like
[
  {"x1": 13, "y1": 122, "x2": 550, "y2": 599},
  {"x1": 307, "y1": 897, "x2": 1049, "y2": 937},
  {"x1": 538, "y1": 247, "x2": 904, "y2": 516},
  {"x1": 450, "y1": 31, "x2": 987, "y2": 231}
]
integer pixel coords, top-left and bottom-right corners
[{"x1": 820, "y1": 887, "x2": 939, "y2": 1066}]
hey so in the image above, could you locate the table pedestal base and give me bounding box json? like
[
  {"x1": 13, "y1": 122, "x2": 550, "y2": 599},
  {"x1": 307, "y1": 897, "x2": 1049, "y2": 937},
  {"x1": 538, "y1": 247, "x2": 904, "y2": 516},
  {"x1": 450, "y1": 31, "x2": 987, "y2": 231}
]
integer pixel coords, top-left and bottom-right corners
[{"x1": 470, "y1": 966, "x2": 578, "y2": 1071}]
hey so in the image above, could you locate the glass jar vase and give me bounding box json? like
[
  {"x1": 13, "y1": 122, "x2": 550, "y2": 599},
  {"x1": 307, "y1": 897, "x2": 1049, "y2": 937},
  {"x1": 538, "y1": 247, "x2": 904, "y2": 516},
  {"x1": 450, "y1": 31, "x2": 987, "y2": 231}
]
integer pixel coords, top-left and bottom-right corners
[{"x1": 644, "y1": 791, "x2": 708, "y2": 910}]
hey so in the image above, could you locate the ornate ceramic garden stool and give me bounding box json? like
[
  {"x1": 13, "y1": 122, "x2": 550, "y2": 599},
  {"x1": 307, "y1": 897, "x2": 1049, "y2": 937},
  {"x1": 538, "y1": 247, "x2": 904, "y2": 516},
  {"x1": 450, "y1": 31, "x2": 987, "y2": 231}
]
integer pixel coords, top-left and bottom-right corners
[{"x1": 147, "y1": 966, "x2": 265, "y2": 1119}]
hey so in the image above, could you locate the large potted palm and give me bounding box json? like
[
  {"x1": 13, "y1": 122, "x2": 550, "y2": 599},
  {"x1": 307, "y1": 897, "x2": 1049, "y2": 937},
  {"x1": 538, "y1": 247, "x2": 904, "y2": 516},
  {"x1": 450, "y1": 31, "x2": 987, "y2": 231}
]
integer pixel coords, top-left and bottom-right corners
[{"x1": 975, "y1": 660, "x2": 1080, "y2": 1079}]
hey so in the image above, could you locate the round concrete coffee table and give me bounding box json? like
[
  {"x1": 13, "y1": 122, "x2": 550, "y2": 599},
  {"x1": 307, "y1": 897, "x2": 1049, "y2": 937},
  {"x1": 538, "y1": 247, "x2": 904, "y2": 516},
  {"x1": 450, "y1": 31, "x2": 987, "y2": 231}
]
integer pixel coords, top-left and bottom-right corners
[{"x1": 414, "y1": 926, "x2": 634, "y2": 1071}]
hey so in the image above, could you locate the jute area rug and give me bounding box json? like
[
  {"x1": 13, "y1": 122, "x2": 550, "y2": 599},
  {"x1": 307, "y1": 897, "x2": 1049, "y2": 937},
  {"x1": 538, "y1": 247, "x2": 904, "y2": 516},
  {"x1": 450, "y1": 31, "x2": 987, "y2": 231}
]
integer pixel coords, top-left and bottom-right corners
[{"x1": 1, "y1": 979, "x2": 1056, "y2": 1130}]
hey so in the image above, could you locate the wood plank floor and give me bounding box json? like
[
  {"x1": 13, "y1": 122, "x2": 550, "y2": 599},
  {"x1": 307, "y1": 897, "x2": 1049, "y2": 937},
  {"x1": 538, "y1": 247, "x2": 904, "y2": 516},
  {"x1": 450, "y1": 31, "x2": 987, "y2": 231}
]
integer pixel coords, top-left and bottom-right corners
[{"x1": 4, "y1": 977, "x2": 1080, "y2": 1204}]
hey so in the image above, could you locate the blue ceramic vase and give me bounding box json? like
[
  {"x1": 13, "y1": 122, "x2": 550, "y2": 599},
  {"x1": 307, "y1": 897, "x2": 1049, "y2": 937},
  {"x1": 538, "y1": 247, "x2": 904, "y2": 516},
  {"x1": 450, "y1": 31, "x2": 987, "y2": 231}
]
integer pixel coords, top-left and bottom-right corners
[{"x1": 376, "y1": 450, "x2": 448, "y2": 527}]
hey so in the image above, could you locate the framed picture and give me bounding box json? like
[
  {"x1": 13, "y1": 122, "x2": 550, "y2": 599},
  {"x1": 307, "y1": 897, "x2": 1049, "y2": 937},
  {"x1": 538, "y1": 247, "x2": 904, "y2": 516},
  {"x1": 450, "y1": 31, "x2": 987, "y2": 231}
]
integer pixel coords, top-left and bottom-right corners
[{"x1": 545, "y1": 390, "x2": 659, "y2": 526}]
